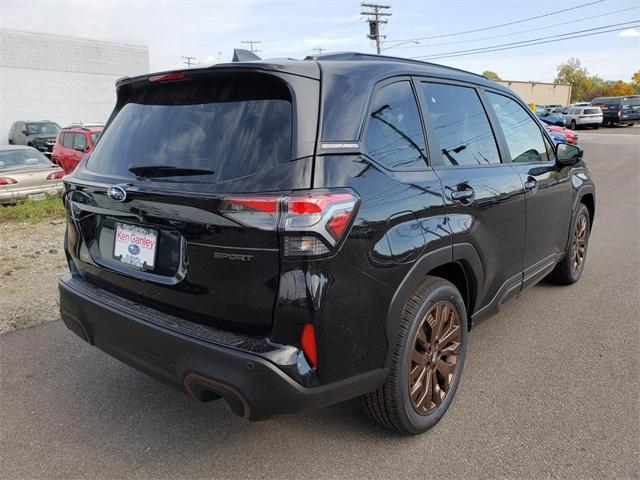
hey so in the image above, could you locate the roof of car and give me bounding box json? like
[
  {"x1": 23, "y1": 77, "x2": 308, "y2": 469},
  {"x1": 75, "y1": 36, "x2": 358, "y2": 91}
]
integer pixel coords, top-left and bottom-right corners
[
  {"x1": 117, "y1": 51, "x2": 509, "y2": 92},
  {"x1": 62, "y1": 125, "x2": 104, "y2": 132}
]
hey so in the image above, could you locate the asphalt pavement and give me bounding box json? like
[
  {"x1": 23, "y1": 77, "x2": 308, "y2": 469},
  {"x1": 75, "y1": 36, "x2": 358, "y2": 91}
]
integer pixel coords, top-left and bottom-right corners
[{"x1": 1, "y1": 127, "x2": 639, "y2": 479}]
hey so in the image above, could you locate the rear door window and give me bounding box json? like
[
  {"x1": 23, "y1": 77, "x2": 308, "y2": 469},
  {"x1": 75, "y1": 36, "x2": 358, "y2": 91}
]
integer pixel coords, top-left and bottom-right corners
[
  {"x1": 87, "y1": 75, "x2": 293, "y2": 182},
  {"x1": 62, "y1": 133, "x2": 74, "y2": 148},
  {"x1": 363, "y1": 80, "x2": 427, "y2": 170},
  {"x1": 419, "y1": 82, "x2": 501, "y2": 166},
  {"x1": 486, "y1": 92, "x2": 549, "y2": 163},
  {"x1": 74, "y1": 133, "x2": 88, "y2": 150}
]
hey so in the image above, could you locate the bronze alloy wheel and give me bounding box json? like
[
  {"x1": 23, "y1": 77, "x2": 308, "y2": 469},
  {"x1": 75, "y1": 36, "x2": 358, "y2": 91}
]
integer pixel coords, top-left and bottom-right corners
[
  {"x1": 409, "y1": 300, "x2": 462, "y2": 415},
  {"x1": 571, "y1": 213, "x2": 588, "y2": 273}
]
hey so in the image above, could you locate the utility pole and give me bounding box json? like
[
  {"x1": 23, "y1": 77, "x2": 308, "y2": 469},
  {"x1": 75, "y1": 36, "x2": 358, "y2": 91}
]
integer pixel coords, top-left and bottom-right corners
[
  {"x1": 360, "y1": 3, "x2": 391, "y2": 54},
  {"x1": 313, "y1": 47, "x2": 326, "y2": 55},
  {"x1": 241, "y1": 40, "x2": 262, "y2": 53},
  {"x1": 181, "y1": 56, "x2": 196, "y2": 68}
]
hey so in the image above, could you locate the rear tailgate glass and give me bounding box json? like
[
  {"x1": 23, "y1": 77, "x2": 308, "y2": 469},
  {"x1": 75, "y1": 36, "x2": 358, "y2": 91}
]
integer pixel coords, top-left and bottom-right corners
[{"x1": 87, "y1": 75, "x2": 292, "y2": 183}]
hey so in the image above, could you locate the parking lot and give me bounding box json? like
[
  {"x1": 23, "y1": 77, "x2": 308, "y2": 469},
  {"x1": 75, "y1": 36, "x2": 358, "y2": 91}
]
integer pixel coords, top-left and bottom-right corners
[{"x1": 1, "y1": 128, "x2": 638, "y2": 479}]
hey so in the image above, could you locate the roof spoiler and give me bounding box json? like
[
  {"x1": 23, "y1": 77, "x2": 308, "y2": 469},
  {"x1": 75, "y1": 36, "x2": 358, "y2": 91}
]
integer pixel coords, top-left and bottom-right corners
[{"x1": 232, "y1": 49, "x2": 261, "y2": 62}]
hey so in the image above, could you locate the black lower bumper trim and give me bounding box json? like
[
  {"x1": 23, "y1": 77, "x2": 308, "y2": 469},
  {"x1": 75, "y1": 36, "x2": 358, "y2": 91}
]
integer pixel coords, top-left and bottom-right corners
[{"x1": 58, "y1": 274, "x2": 387, "y2": 420}]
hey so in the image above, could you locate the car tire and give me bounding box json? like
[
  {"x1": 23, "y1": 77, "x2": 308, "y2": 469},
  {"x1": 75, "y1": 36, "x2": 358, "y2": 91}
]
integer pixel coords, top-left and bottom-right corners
[
  {"x1": 548, "y1": 203, "x2": 590, "y2": 285},
  {"x1": 361, "y1": 276, "x2": 468, "y2": 434},
  {"x1": 593, "y1": 125, "x2": 599, "y2": 129},
  {"x1": 570, "y1": 120, "x2": 577, "y2": 129}
]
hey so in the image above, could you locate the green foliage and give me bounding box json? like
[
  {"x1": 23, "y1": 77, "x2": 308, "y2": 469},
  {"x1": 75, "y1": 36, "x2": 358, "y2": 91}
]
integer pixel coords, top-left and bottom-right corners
[
  {"x1": 556, "y1": 58, "x2": 638, "y2": 101},
  {"x1": 482, "y1": 70, "x2": 501, "y2": 81},
  {"x1": 0, "y1": 195, "x2": 66, "y2": 224}
]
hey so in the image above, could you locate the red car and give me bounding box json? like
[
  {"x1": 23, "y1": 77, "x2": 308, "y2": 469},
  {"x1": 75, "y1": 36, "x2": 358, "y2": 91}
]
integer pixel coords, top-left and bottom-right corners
[
  {"x1": 545, "y1": 125, "x2": 578, "y2": 144},
  {"x1": 52, "y1": 124, "x2": 103, "y2": 173}
]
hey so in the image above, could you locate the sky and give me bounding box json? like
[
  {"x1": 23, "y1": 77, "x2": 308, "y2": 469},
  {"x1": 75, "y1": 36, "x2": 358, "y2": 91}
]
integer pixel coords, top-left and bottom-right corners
[{"x1": 1, "y1": 0, "x2": 638, "y2": 82}]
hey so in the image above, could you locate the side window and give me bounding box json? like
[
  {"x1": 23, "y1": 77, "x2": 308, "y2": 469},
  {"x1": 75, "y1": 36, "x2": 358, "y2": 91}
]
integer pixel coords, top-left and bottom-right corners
[
  {"x1": 62, "y1": 133, "x2": 74, "y2": 148},
  {"x1": 74, "y1": 133, "x2": 88, "y2": 150},
  {"x1": 486, "y1": 92, "x2": 549, "y2": 163},
  {"x1": 363, "y1": 80, "x2": 427, "y2": 170},
  {"x1": 419, "y1": 82, "x2": 501, "y2": 166}
]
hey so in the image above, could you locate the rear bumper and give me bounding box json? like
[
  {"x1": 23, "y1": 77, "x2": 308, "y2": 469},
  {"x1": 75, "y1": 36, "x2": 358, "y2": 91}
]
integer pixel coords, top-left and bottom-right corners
[
  {"x1": 58, "y1": 274, "x2": 386, "y2": 420},
  {"x1": 0, "y1": 184, "x2": 63, "y2": 204}
]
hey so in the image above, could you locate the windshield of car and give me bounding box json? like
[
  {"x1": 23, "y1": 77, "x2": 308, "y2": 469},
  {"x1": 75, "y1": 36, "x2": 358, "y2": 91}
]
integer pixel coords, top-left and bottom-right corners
[
  {"x1": 87, "y1": 75, "x2": 292, "y2": 183},
  {"x1": 0, "y1": 149, "x2": 53, "y2": 170},
  {"x1": 622, "y1": 97, "x2": 640, "y2": 106},
  {"x1": 25, "y1": 123, "x2": 60, "y2": 135}
]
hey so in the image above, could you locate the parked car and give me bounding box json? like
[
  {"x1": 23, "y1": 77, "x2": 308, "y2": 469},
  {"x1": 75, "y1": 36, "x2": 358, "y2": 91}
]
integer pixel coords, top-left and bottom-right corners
[
  {"x1": 0, "y1": 145, "x2": 64, "y2": 204},
  {"x1": 563, "y1": 106, "x2": 603, "y2": 129},
  {"x1": 59, "y1": 51, "x2": 595, "y2": 435},
  {"x1": 546, "y1": 129, "x2": 568, "y2": 145},
  {"x1": 52, "y1": 124, "x2": 103, "y2": 173},
  {"x1": 534, "y1": 106, "x2": 566, "y2": 126},
  {"x1": 7, "y1": 121, "x2": 61, "y2": 157},
  {"x1": 590, "y1": 95, "x2": 640, "y2": 127},
  {"x1": 570, "y1": 102, "x2": 591, "y2": 108},
  {"x1": 546, "y1": 125, "x2": 578, "y2": 144}
]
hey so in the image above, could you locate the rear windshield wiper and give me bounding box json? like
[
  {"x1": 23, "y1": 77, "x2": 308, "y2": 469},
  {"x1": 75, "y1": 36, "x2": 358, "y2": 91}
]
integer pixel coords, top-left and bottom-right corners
[{"x1": 128, "y1": 165, "x2": 214, "y2": 178}]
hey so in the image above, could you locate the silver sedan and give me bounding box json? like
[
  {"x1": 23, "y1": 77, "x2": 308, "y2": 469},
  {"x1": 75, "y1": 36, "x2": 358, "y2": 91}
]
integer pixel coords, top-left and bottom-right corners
[{"x1": 0, "y1": 145, "x2": 65, "y2": 204}]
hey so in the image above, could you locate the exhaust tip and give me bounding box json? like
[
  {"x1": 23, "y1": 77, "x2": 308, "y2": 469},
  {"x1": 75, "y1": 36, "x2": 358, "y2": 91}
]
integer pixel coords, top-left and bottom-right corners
[{"x1": 183, "y1": 372, "x2": 251, "y2": 419}]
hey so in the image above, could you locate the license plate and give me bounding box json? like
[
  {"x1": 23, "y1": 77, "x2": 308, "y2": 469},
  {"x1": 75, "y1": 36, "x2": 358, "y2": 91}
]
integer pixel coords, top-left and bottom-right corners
[{"x1": 113, "y1": 223, "x2": 158, "y2": 269}]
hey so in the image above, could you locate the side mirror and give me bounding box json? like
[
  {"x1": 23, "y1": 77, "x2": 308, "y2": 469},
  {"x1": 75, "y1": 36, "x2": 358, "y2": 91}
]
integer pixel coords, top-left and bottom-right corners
[
  {"x1": 22, "y1": 129, "x2": 29, "y2": 135},
  {"x1": 73, "y1": 145, "x2": 86, "y2": 152},
  {"x1": 556, "y1": 143, "x2": 583, "y2": 166}
]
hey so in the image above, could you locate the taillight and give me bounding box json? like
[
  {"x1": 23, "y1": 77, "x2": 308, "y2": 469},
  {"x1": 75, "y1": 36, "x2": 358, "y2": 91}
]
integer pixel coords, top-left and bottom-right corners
[
  {"x1": 0, "y1": 177, "x2": 17, "y2": 185},
  {"x1": 46, "y1": 171, "x2": 65, "y2": 180},
  {"x1": 219, "y1": 190, "x2": 359, "y2": 257},
  {"x1": 149, "y1": 72, "x2": 186, "y2": 82}
]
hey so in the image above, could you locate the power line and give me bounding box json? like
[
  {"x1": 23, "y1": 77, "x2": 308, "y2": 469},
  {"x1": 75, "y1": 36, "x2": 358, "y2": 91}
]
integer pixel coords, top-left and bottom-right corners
[
  {"x1": 241, "y1": 40, "x2": 262, "y2": 53},
  {"x1": 181, "y1": 56, "x2": 196, "y2": 68},
  {"x1": 382, "y1": 6, "x2": 639, "y2": 51},
  {"x1": 411, "y1": 21, "x2": 640, "y2": 60},
  {"x1": 361, "y1": 2, "x2": 391, "y2": 54},
  {"x1": 383, "y1": 0, "x2": 607, "y2": 49},
  {"x1": 313, "y1": 47, "x2": 326, "y2": 55}
]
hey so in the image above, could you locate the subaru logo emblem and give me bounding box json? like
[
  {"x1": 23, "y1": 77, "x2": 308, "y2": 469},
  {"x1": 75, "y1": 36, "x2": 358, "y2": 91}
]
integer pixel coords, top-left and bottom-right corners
[
  {"x1": 107, "y1": 186, "x2": 127, "y2": 202},
  {"x1": 128, "y1": 244, "x2": 140, "y2": 255}
]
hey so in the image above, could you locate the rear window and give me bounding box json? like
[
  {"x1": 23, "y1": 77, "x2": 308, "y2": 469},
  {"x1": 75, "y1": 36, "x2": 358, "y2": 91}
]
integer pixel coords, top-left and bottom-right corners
[
  {"x1": 583, "y1": 109, "x2": 600, "y2": 115},
  {"x1": 87, "y1": 75, "x2": 293, "y2": 182},
  {"x1": 0, "y1": 149, "x2": 52, "y2": 170}
]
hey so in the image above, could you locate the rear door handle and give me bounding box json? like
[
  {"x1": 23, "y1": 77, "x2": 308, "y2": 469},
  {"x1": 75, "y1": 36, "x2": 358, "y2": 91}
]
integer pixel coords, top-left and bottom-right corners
[
  {"x1": 450, "y1": 188, "x2": 475, "y2": 203},
  {"x1": 524, "y1": 178, "x2": 538, "y2": 193}
]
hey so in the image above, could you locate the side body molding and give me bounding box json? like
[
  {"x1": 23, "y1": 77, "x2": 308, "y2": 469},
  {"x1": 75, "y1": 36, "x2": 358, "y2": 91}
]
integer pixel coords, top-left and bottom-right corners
[{"x1": 384, "y1": 242, "x2": 484, "y2": 366}]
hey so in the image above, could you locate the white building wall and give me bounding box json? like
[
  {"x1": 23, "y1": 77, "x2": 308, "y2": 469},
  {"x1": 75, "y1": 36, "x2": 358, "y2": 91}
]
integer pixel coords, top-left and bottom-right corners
[{"x1": 0, "y1": 29, "x2": 149, "y2": 142}]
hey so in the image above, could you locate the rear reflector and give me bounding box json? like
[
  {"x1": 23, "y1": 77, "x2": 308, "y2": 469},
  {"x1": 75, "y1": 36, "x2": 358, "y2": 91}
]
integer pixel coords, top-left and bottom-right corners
[
  {"x1": 149, "y1": 72, "x2": 186, "y2": 82},
  {"x1": 0, "y1": 177, "x2": 17, "y2": 185},
  {"x1": 301, "y1": 323, "x2": 318, "y2": 368}
]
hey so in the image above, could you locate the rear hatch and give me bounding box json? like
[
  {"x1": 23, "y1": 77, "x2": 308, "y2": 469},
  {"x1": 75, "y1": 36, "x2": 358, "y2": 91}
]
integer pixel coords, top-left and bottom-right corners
[{"x1": 64, "y1": 67, "x2": 319, "y2": 334}]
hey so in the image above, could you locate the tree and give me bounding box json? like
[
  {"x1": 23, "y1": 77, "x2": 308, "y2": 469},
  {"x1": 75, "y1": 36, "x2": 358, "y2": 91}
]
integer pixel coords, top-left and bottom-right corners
[
  {"x1": 555, "y1": 58, "x2": 589, "y2": 102},
  {"x1": 633, "y1": 70, "x2": 640, "y2": 84},
  {"x1": 482, "y1": 70, "x2": 501, "y2": 81},
  {"x1": 607, "y1": 81, "x2": 636, "y2": 97}
]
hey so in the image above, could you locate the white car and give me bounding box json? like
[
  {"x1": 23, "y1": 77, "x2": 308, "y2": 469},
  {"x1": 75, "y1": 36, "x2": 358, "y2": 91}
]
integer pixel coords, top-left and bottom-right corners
[{"x1": 563, "y1": 106, "x2": 603, "y2": 129}]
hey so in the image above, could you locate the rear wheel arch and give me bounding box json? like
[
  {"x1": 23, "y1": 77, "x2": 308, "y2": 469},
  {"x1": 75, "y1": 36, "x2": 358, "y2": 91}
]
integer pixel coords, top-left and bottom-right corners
[{"x1": 385, "y1": 244, "x2": 483, "y2": 366}]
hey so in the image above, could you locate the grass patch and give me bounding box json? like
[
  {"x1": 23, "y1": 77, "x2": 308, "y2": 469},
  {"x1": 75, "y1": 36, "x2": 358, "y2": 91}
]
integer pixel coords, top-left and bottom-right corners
[{"x1": 0, "y1": 195, "x2": 66, "y2": 224}]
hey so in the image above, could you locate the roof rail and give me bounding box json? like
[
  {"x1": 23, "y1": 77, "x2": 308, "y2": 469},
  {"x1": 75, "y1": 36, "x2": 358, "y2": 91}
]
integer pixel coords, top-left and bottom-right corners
[
  {"x1": 64, "y1": 122, "x2": 104, "y2": 130},
  {"x1": 304, "y1": 51, "x2": 488, "y2": 80}
]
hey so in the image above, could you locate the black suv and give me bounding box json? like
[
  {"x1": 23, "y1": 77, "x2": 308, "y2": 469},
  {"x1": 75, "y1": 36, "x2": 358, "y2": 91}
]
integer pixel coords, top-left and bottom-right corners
[
  {"x1": 59, "y1": 52, "x2": 595, "y2": 434},
  {"x1": 8, "y1": 120, "x2": 61, "y2": 156}
]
